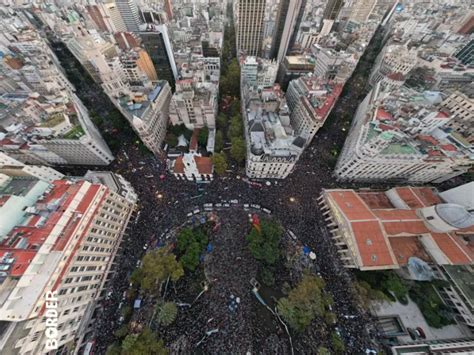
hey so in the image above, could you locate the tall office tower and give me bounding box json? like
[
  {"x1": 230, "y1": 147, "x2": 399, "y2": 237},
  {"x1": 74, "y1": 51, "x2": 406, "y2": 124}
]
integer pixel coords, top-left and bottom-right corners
[
  {"x1": 235, "y1": 0, "x2": 266, "y2": 56},
  {"x1": 86, "y1": 4, "x2": 112, "y2": 32},
  {"x1": 287, "y1": 0, "x2": 306, "y2": 52},
  {"x1": 454, "y1": 39, "x2": 474, "y2": 65},
  {"x1": 105, "y1": 0, "x2": 127, "y2": 32},
  {"x1": 0, "y1": 172, "x2": 137, "y2": 354},
  {"x1": 138, "y1": 24, "x2": 178, "y2": 90},
  {"x1": 348, "y1": 0, "x2": 377, "y2": 23},
  {"x1": 334, "y1": 84, "x2": 473, "y2": 184},
  {"x1": 442, "y1": 91, "x2": 474, "y2": 144},
  {"x1": 270, "y1": 0, "x2": 304, "y2": 63},
  {"x1": 164, "y1": 0, "x2": 173, "y2": 21},
  {"x1": 116, "y1": 0, "x2": 142, "y2": 32},
  {"x1": 322, "y1": 0, "x2": 344, "y2": 21}
]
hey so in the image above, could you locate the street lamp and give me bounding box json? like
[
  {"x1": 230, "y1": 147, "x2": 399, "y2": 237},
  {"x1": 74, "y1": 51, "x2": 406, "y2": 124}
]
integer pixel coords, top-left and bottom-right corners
[
  {"x1": 289, "y1": 197, "x2": 296, "y2": 203},
  {"x1": 156, "y1": 193, "x2": 163, "y2": 199}
]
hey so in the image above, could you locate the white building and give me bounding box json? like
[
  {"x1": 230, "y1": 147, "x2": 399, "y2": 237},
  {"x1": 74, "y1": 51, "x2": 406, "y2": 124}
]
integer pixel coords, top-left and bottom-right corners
[
  {"x1": 169, "y1": 81, "x2": 217, "y2": 130},
  {"x1": 0, "y1": 173, "x2": 136, "y2": 354},
  {"x1": 117, "y1": 81, "x2": 172, "y2": 156},
  {"x1": 242, "y1": 85, "x2": 305, "y2": 179},
  {"x1": 286, "y1": 76, "x2": 343, "y2": 146},
  {"x1": 334, "y1": 84, "x2": 473, "y2": 183},
  {"x1": 369, "y1": 44, "x2": 418, "y2": 90},
  {"x1": 0, "y1": 153, "x2": 64, "y2": 183},
  {"x1": 241, "y1": 56, "x2": 278, "y2": 89}
]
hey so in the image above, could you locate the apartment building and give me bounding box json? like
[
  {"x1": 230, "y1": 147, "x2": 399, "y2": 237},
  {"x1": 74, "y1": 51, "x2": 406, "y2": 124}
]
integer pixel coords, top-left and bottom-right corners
[
  {"x1": 369, "y1": 44, "x2": 418, "y2": 90},
  {"x1": 441, "y1": 91, "x2": 474, "y2": 143},
  {"x1": 241, "y1": 56, "x2": 278, "y2": 89},
  {"x1": 334, "y1": 84, "x2": 473, "y2": 184},
  {"x1": 286, "y1": 76, "x2": 343, "y2": 146},
  {"x1": 0, "y1": 172, "x2": 136, "y2": 354}
]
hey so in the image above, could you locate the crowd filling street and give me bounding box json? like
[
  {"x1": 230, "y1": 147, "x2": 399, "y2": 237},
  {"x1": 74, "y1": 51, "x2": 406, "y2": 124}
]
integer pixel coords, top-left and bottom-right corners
[{"x1": 51, "y1": 29, "x2": 388, "y2": 354}]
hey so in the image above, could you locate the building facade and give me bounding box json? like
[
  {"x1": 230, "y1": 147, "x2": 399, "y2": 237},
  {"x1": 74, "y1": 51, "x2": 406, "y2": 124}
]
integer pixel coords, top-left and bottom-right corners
[
  {"x1": 234, "y1": 0, "x2": 266, "y2": 56},
  {"x1": 0, "y1": 173, "x2": 136, "y2": 354}
]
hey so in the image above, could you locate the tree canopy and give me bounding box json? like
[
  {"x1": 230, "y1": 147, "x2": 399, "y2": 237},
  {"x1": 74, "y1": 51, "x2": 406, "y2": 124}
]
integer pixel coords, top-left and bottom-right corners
[
  {"x1": 212, "y1": 152, "x2": 228, "y2": 175},
  {"x1": 130, "y1": 249, "x2": 184, "y2": 293},
  {"x1": 177, "y1": 228, "x2": 208, "y2": 272},
  {"x1": 214, "y1": 130, "x2": 224, "y2": 152},
  {"x1": 230, "y1": 137, "x2": 246, "y2": 163},
  {"x1": 246, "y1": 219, "x2": 282, "y2": 266},
  {"x1": 277, "y1": 274, "x2": 326, "y2": 332},
  {"x1": 155, "y1": 302, "x2": 178, "y2": 326},
  {"x1": 121, "y1": 328, "x2": 168, "y2": 355}
]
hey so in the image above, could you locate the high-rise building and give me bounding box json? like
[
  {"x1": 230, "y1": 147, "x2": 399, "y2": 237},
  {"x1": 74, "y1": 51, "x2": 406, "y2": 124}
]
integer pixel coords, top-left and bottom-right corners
[
  {"x1": 164, "y1": 0, "x2": 173, "y2": 21},
  {"x1": 318, "y1": 184, "x2": 474, "y2": 270},
  {"x1": 276, "y1": 55, "x2": 315, "y2": 90},
  {"x1": 334, "y1": 84, "x2": 473, "y2": 184},
  {"x1": 241, "y1": 56, "x2": 278, "y2": 89},
  {"x1": 322, "y1": 0, "x2": 344, "y2": 21},
  {"x1": 138, "y1": 24, "x2": 178, "y2": 90},
  {"x1": 286, "y1": 76, "x2": 343, "y2": 147},
  {"x1": 105, "y1": 0, "x2": 127, "y2": 32},
  {"x1": 115, "y1": 0, "x2": 142, "y2": 32},
  {"x1": 116, "y1": 81, "x2": 173, "y2": 155},
  {"x1": 454, "y1": 39, "x2": 474, "y2": 65},
  {"x1": 287, "y1": 0, "x2": 307, "y2": 53},
  {"x1": 0, "y1": 172, "x2": 136, "y2": 354},
  {"x1": 234, "y1": 0, "x2": 266, "y2": 56},
  {"x1": 270, "y1": 0, "x2": 304, "y2": 64},
  {"x1": 0, "y1": 153, "x2": 64, "y2": 183},
  {"x1": 369, "y1": 44, "x2": 418, "y2": 90}
]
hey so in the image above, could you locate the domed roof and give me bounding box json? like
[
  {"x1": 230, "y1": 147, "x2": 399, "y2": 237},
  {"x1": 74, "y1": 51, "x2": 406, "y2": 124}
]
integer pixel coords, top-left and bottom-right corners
[{"x1": 435, "y1": 203, "x2": 474, "y2": 229}]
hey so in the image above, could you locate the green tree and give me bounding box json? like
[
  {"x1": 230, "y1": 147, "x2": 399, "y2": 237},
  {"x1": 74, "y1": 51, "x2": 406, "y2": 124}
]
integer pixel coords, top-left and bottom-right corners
[
  {"x1": 216, "y1": 113, "x2": 228, "y2": 129},
  {"x1": 122, "y1": 328, "x2": 168, "y2": 355},
  {"x1": 246, "y1": 219, "x2": 282, "y2": 266},
  {"x1": 230, "y1": 99, "x2": 241, "y2": 116},
  {"x1": 212, "y1": 152, "x2": 228, "y2": 175},
  {"x1": 317, "y1": 347, "x2": 331, "y2": 355},
  {"x1": 331, "y1": 332, "x2": 345, "y2": 354},
  {"x1": 156, "y1": 302, "x2": 178, "y2": 326},
  {"x1": 324, "y1": 312, "x2": 337, "y2": 325},
  {"x1": 214, "y1": 130, "x2": 224, "y2": 152},
  {"x1": 114, "y1": 324, "x2": 129, "y2": 339},
  {"x1": 220, "y1": 59, "x2": 240, "y2": 97},
  {"x1": 106, "y1": 343, "x2": 122, "y2": 355},
  {"x1": 382, "y1": 273, "x2": 408, "y2": 304},
  {"x1": 165, "y1": 133, "x2": 178, "y2": 147},
  {"x1": 198, "y1": 127, "x2": 209, "y2": 147},
  {"x1": 176, "y1": 228, "x2": 208, "y2": 272},
  {"x1": 277, "y1": 274, "x2": 326, "y2": 332},
  {"x1": 230, "y1": 137, "x2": 246, "y2": 163},
  {"x1": 228, "y1": 115, "x2": 243, "y2": 138},
  {"x1": 130, "y1": 249, "x2": 184, "y2": 293}
]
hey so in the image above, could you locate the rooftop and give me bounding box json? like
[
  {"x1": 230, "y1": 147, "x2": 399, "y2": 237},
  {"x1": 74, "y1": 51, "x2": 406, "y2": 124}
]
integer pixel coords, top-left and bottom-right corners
[{"x1": 324, "y1": 186, "x2": 474, "y2": 270}]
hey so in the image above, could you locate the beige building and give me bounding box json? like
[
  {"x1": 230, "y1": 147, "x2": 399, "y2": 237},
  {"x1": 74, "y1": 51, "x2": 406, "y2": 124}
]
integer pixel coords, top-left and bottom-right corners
[
  {"x1": 441, "y1": 91, "x2": 474, "y2": 143},
  {"x1": 234, "y1": 0, "x2": 266, "y2": 56}
]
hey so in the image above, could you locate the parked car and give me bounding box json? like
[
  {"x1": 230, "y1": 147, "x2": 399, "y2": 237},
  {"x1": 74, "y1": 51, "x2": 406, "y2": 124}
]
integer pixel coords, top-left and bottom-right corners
[{"x1": 415, "y1": 327, "x2": 426, "y2": 339}]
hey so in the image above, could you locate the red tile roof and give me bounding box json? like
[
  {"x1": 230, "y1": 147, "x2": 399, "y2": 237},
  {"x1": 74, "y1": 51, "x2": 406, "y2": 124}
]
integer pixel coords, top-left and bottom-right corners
[
  {"x1": 351, "y1": 221, "x2": 396, "y2": 268},
  {"x1": 389, "y1": 236, "x2": 432, "y2": 265},
  {"x1": 376, "y1": 108, "x2": 394, "y2": 121},
  {"x1": 195, "y1": 156, "x2": 213, "y2": 175},
  {"x1": 190, "y1": 129, "x2": 200, "y2": 151},
  {"x1": 394, "y1": 187, "x2": 425, "y2": 208},
  {"x1": 440, "y1": 144, "x2": 457, "y2": 152},
  {"x1": 431, "y1": 233, "x2": 472, "y2": 264},
  {"x1": 324, "y1": 186, "x2": 473, "y2": 269},
  {"x1": 417, "y1": 135, "x2": 439, "y2": 145},
  {"x1": 173, "y1": 156, "x2": 185, "y2": 174},
  {"x1": 327, "y1": 190, "x2": 375, "y2": 221},
  {"x1": 372, "y1": 209, "x2": 419, "y2": 221}
]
